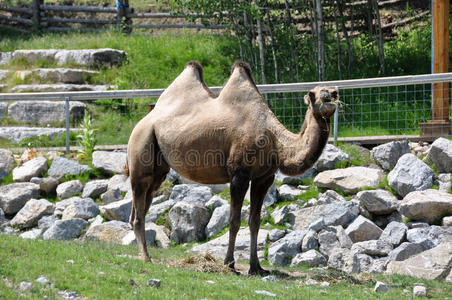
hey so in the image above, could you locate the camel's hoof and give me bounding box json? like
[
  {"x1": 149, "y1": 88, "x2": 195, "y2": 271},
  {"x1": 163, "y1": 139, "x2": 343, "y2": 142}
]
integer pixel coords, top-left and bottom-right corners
[{"x1": 248, "y1": 267, "x2": 270, "y2": 276}]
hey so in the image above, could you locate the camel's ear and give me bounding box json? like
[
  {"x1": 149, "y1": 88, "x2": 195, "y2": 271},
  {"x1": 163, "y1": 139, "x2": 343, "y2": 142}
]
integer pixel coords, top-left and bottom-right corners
[{"x1": 304, "y1": 91, "x2": 315, "y2": 105}]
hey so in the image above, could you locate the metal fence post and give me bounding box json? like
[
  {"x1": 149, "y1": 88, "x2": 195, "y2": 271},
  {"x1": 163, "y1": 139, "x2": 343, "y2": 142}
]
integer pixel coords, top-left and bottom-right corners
[
  {"x1": 65, "y1": 96, "x2": 70, "y2": 154},
  {"x1": 333, "y1": 86, "x2": 339, "y2": 145}
]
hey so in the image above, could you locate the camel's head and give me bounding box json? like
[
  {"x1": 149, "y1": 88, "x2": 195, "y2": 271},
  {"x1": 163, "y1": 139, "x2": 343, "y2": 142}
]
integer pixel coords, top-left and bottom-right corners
[{"x1": 304, "y1": 86, "x2": 338, "y2": 118}]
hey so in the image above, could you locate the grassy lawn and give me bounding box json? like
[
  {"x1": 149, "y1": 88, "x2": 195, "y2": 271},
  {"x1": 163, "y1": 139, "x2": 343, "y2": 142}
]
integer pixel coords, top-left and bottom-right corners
[{"x1": 1, "y1": 234, "x2": 451, "y2": 299}]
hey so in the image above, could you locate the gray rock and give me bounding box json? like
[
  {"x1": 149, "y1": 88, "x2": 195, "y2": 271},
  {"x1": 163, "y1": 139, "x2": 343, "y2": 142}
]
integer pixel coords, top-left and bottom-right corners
[
  {"x1": 191, "y1": 227, "x2": 269, "y2": 261},
  {"x1": 388, "y1": 154, "x2": 433, "y2": 197},
  {"x1": 301, "y1": 230, "x2": 318, "y2": 252},
  {"x1": 169, "y1": 202, "x2": 210, "y2": 244},
  {"x1": 275, "y1": 169, "x2": 316, "y2": 185},
  {"x1": 351, "y1": 240, "x2": 393, "y2": 256},
  {"x1": 333, "y1": 225, "x2": 354, "y2": 249},
  {"x1": 408, "y1": 222, "x2": 430, "y2": 229},
  {"x1": 371, "y1": 140, "x2": 410, "y2": 171},
  {"x1": 82, "y1": 179, "x2": 108, "y2": 199},
  {"x1": 121, "y1": 227, "x2": 156, "y2": 246},
  {"x1": 8, "y1": 100, "x2": 85, "y2": 124},
  {"x1": 406, "y1": 226, "x2": 452, "y2": 249},
  {"x1": 373, "y1": 211, "x2": 403, "y2": 228},
  {"x1": 146, "y1": 200, "x2": 176, "y2": 223},
  {"x1": 152, "y1": 194, "x2": 167, "y2": 205},
  {"x1": 278, "y1": 184, "x2": 302, "y2": 200},
  {"x1": 9, "y1": 84, "x2": 111, "y2": 93},
  {"x1": 18, "y1": 281, "x2": 32, "y2": 291},
  {"x1": 345, "y1": 216, "x2": 383, "y2": 243},
  {"x1": 0, "y1": 208, "x2": 4, "y2": 224},
  {"x1": 386, "y1": 242, "x2": 452, "y2": 280},
  {"x1": 38, "y1": 215, "x2": 59, "y2": 231},
  {"x1": 56, "y1": 180, "x2": 83, "y2": 199},
  {"x1": 271, "y1": 204, "x2": 299, "y2": 225},
  {"x1": 43, "y1": 218, "x2": 88, "y2": 240},
  {"x1": 437, "y1": 173, "x2": 452, "y2": 192},
  {"x1": 205, "y1": 195, "x2": 227, "y2": 210},
  {"x1": 0, "y1": 52, "x2": 12, "y2": 65},
  {"x1": 48, "y1": 157, "x2": 91, "y2": 178},
  {"x1": 99, "y1": 198, "x2": 132, "y2": 223},
  {"x1": 292, "y1": 202, "x2": 359, "y2": 230},
  {"x1": 205, "y1": 204, "x2": 229, "y2": 238},
  {"x1": 30, "y1": 176, "x2": 59, "y2": 194},
  {"x1": 317, "y1": 190, "x2": 345, "y2": 205},
  {"x1": 413, "y1": 286, "x2": 428, "y2": 297},
  {"x1": 35, "y1": 276, "x2": 51, "y2": 285},
  {"x1": 327, "y1": 247, "x2": 360, "y2": 273},
  {"x1": 314, "y1": 143, "x2": 349, "y2": 171},
  {"x1": 62, "y1": 197, "x2": 99, "y2": 220},
  {"x1": 318, "y1": 229, "x2": 339, "y2": 257},
  {"x1": 443, "y1": 216, "x2": 452, "y2": 226},
  {"x1": 107, "y1": 174, "x2": 131, "y2": 193},
  {"x1": 0, "y1": 69, "x2": 9, "y2": 81},
  {"x1": 387, "y1": 242, "x2": 426, "y2": 261},
  {"x1": 166, "y1": 169, "x2": 180, "y2": 184},
  {"x1": 102, "y1": 220, "x2": 131, "y2": 230},
  {"x1": 268, "y1": 230, "x2": 307, "y2": 266},
  {"x1": 0, "y1": 149, "x2": 15, "y2": 181},
  {"x1": 241, "y1": 205, "x2": 269, "y2": 223},
  {"x1": 400, "y1": 189, "x2": 452, "y2": 224},
  {"x1": 144, "y1": 222, "x2": 171, "y2": 248},
  {"x1": 12, "y1": 49, "x2": 58, "y2": 63},
  {"x1": 426, "y1": 137, "x2": 452, "y2": 173},
  {"x1": 356, "y1": 189, "x2": 398, "y2": 215},
  {"x1": 290, "y1": 250, "x2": 327, "y2": 267},
  {"x1": 267, "y1": 229, "x2": 286, "y2": 242},
  {"x1": 54, "y1": 48, "x2": 126, "y2": 67},
  {"x1": 92, "y1": 151, "x2": 127, "y2": 175},
  {"x1": 0, "y1": 182, "x2": 40, "y2": 214},
  {"x1": 0, "y1": 101, "x2": 6, "y2": 119},
  {"x1": 314, "y1": 167, "x2": 385, "y2": 194},
  {"x1": 15, "y1": 68, "x2": 98, "y2": 84},
  {"x1": 179, "y1": 177, "x2": 228, "y2": 194},
  {"x1": 308, "y1": 218, "x2": 325, "y2": 232},
  {"x1": 379, "y1": 221, "x2": 407, "y2": 246},
  {"x1": 374, "y1": 281, "x2": 389, "y2": 293},
  {"x1": 100, "y1": 188, "x2": 123, "y2": 204},
  {"x1": 147, "y1": 279, "x2": 161, "y2": 288},
  {"x1": 12, "y1": 157, "x2": 48, "y2": 182},
  {"x1": 84, "y1": 224, "x2": 129, "y2": 244},
  {"x1": 10, "y1": 199, "x2": 55, "y2": 228},
  {"x1": 20, "y1": 228, "x2": 43, "y2": 239},
  {"x1": 169, "y1": 184, "x2": 213, "y2": 206},
  {"x1": 0, "y1": 127, "x2": 76, "y2": 143}
]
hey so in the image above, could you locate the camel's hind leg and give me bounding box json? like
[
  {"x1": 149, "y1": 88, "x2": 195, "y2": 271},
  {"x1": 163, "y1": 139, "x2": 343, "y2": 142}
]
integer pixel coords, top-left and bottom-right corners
[{"x1": 130, "y1": 178, "x2": 152, "y2": 261}]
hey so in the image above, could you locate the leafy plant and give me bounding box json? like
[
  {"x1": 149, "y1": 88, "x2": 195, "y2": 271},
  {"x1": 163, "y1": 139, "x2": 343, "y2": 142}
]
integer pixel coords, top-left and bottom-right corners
[{"x1": 76, "y1": 112, "x2": 97, "y2": 159}]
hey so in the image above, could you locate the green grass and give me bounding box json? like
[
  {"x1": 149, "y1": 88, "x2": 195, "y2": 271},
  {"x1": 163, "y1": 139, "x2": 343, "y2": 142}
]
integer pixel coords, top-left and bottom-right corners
[{"x1": 1, "y1": 234, "x2": 451, "y2": 299}]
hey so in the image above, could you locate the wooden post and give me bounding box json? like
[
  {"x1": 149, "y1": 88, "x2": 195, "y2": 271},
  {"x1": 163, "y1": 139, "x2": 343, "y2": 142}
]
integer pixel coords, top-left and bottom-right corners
[
  {"x1": 32, "y1": 0, "x2": 41, "y2": 31},
  {"x1": 420, "y1": 0, "x2": 451, "y2": 136}
]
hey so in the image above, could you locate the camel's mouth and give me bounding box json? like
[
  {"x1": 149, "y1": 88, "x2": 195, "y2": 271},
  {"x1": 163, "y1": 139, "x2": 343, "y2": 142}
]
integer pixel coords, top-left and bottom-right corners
[{"x1": 320, "y1": 90, "x2": 338, "y2": 103}]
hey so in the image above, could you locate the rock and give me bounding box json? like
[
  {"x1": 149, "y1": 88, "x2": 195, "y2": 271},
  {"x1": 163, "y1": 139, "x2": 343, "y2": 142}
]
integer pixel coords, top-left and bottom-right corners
[
  {"x1": 408, "y1": 222, "x2": 430, "y2": 229},
  {"x1": 387, "y1": 154, "x2": 433, "y2": 197},
  {"x1": 301, "y1": 230, "x2": 318, "y2": 252},
  {"x1": 38, "y1": 215, "x2": 59, "y2": 231},
  {"x1": 99, "y1": 198, "x2": 132, "y2": 223},
  {"x1": 0, "y1": 149, "x2": 15, "y2": 181},
  {"x1": 0, "y1": 52, "x2": 12, "y2": 65},
  {"x1": 0, "y1": 208, "x2": 4, "y2": 224},
  {"x1": 54, "y1": 48, "x2": 126, "y2": 67},
  {"x1": 205, "y1": 195, "x2": 227, "y2": 210},
  {"x1": 374, "y1": 281, "x2": 389, "y2": 293},
  {"x1": 388, "y1": 242, "x2": 426, "y2": 261},
  {"x1": 147, "y1": 279, "x2": 161, "y2": 288},
  {"x1": 15, "y1": 68, "x2": 98, "y2": 84},
  {"x1": 146, "y1": 200, "x2": 176, "y2": 223},
  {"x1": 278, "y1": 184, "x2": 302, "y2": 200},
  {"x1": 314, "y1": 167, "x2": 384, "y2": 194},
  {"x1": 18, "y1": 281, "x2": 32, "y2": 291},
  {"x1": 191, "y1": 227, "x2": 269, "y2": 261},
  {"x1": 121, "y1": 226, "x2": 156, "y2": 246},
  {"x1": 351, "y1": 240, "x2": 393, "y2": 256},
  {"x1": 12, "y1": 49, "x2": 58, "y2": 63},
  {"x1": 327, "y1": 248, "x2": 360, "y2": 273},
  {"x1": 54, "y1": 196, "x2": 82, "y2": 215},
  {"x1": 84, "y1": 224, "x2": 129, "y2": 243},
  {"x1": 107, "y1": 174, "x2": 131, "y2": 193},
  {"x1": 205, "y1": 205, "x2": 230, "y2": 238},
  {"x1": 318, "y1": 229, "x2": 340, "y2": 257},
  {"x1": 308, "y1": 218, "x2": 325, "y2": 232},
  {"x1": 437, "y1": 173, "x2": 452, "y2": 192},
  {"x1": 102, "y1": 220, "x2": 131, "y2": 230},
  {"x1": 443, "y1": 216, "x2": 452, "y2": 226},
  {"x1": 267, "y1": 229, "x2": 286, "y2": 242},
  {"x1": 373, "y1": 211, "x2": 403, "y2": 228},
  {"x1": 292, "y1": 202, "x2": 359, "y2": 230},
  {"x1": 0, "y1": 69, "x2": 9, "y2": 81},
  {"x1": 179, "y1": 177, "x2": 228, "y2": 194},
  {"x1": 20, "y1": 228, "x2": 43, "y2": 239},
  {"x1": 268, "y1": 230, "x2": 307, "y2": 266},
  {"x1": 426, "y1": 137, "x2": 452, "y2": 173},
  {"x1": 291, "y1": 250, "x2": 327, "y2": 267},
  {"x1": 92, "y1": 151, "x2": 127, "y2": 175},
  {"x1": 356, "y1": 189, "x2": 398, "y2": 215},
  {"x1": 169, "y1": 184, "x2": 213, "y2": 206},
  {"x1": 345, "y1": 216, "x2": 382, "y2": 243},
  {"x1": 100, "y1": 188, "x2": 123, "y2": 204},
  {"x1": 10, "y1": 199, "x2": 55, "y2": 228},
  {"x1": 255, "y1": 290, "x2": 276, "y2": 297},
  {"x1": 62, "y1": 197, "x2": 99, "y2": 220},
  {"x1": 8, "y1": 100, "x2": 85, "y2": 124},
  {"x1": 379, "y1": 221, "x2": 407, "y2": 246},
  {"x1": 317, "y1": 190, "x2": 345, "y2": 205},
  {"x1": 12, "y1": 157, "x2": 48, "y2": 182},
  {"x1": 30, "y1": 176, "x2": 59, "y2": 194},
  {"x1": 333, "y1": 225, "x2": 354, "y2": 249},
  {"x1": 271, "y1": 204, "x2": 299, "y2": 225},
  {"x1": 275, "y1": 169, "x2": 316, "y2": 185},
  {"x1": 56, "y1": 180, "x2": 83, "y2": 199},
  {"x1": 400, "y1": 190, "x2": 452, "y2": 224},
  {"x1": 9, "y1": 84, "x2": 111, "y2": 93},
  {"x1": 35, "y1": 276, "x2": 51, "y2": 285},
  {"x1": 0, "y1": 127, "x2": 78, "y2": 143},
  {"x1": 241, "y1": 204, "x2": 269, "y2": 223},
  {"x1": 0, "y1": 182, "x2": 40, "y2": 214},
  {"x1": 262, "y1": 275, "x2": 276, "y2": 282},
  {"x1": 43, "y1": 218, "x2": 88, "y2": 240},
  {"x1": 314, "y1": 143, "x2": 349, "y2": 171},
  {"x1": 406, "y1": 226, "x2": 452, "y2": 248},
  {"x1": 48, "y1": 157, "x2": 91, "y2": 178},
  {"x1": 144, "y1": 222, "x2": 171, "y2": 248},
  {"x1": 386, "y1": 242, "x2": 452, "y2": 280},
  {"x1": 82, "y1": 179, "x2": 108, "y2": 199},
  {"x1": 169, "y1": 202, "x2": 210, "y2": 244},
  {"x1": 371, "y1": 140, "x2": 410, "y2": 171},
  {"x1": 413, "y1": 286, "x2": 428, "y2": 297}
]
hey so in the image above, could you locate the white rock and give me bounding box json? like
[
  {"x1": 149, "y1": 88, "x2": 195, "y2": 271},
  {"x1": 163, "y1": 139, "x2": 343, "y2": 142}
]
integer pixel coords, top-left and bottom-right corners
[
  {"x1": 10, "y1": 199, "x2": 55, "y2": 228},
  {"x1": 92, "y1": 151, "x2": 127, "y2": 175},
  {"x1": 356, "y1": 189, "x2": 398, "y2": 215},
  {"x1": 99, "y1": 198, "x2": 132, "y2": 223},
  {"x1": 107, "y1": 174, "x2": 131, "y2": 193},
  {"x1": 82, "y1": 179, "x2": 108, "y2": 199},
  {"x1": 426, "y1": 137, "x2": 452, "y2": 173},
  {"x1": 169, "y1": 184, "x2": 213, "y2": 206},
  {"x1": 379, "y1": 221, "x2": 407, "y2": 247},
  {"x1": 374, "y1": 281, "x2": 389, "y2": 293},
  {"x1": 290, "y1": 250, "x2": 326, "y2": 267},
  {"x1": 371, "y1": 140, "x2": 410, "y2": 171},
  {"x1": 345, "y1": 216, "x2": 382, "y2": 243},
  {"x1": 400, "y1": 189, "x2": 452, "y2": 224},
  {"x1": 268, "y1": 230, "x2": 307, "y2": 266},
  {"x1": 0, "y1": 182, "x2": 40, "y2": 214},
  {"x1": 314, "y1": 143, "x2": 349, "y2": 171},
  {"x1": 48, "y1": 156, "x2": 91, "y2": 178},
  {"x1": 205, "y1": 205, "x2": 230, "y2": 238},
  {"x1": 12, "y1": 157, "x2": 48, "y2": 182},
  {"x1": 413, "y1": 286, "x2": 428, "y2": 297},
  {"x1": 278, "y1": 184, "x2": 302, "y2": 200},
  {"x1": 62, "y1": 197, "x2": 99, "y2": 220},
  {"x1": 56, "y1": 180, "x2": 83, "y2": 199},
  {"x1": 169, "y1": 202, "x2": 210, "y2": 244}
]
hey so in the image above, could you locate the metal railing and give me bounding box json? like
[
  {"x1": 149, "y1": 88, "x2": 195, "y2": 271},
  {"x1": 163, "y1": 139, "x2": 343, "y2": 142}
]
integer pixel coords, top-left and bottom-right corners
[{"x1": 1, "y1": 72, "x2": 451, "y2": 151}]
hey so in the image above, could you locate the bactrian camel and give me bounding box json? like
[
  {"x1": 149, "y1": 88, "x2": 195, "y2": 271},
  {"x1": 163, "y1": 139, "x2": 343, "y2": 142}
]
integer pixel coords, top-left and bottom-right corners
[{"x1": 127, "y1": 61, "x2": 338, "y2": 275}]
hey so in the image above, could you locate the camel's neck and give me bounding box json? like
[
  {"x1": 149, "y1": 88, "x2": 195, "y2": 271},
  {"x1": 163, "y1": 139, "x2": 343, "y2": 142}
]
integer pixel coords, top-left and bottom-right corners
[{"x1": 276, "y1": 108, "x2": 330, "y2": 176}]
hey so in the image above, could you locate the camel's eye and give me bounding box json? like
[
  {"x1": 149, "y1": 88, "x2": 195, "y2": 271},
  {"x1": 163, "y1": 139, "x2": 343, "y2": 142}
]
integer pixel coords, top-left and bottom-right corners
[{"x1": 331, "y1": 90, "x2": 338, "y2": 99}]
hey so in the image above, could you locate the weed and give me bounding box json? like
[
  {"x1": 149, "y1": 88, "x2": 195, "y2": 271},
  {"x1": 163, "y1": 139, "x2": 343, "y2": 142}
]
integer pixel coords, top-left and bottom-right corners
[
  {"x1": 154, "y1": 180, "x2": 174, "y2": 197},
  {"x1": 337, "y1": 143, "x2": 373, "y2": 166},
  {"x1": 0, "y1": 172, "x2": 14, "y2": 185},
  {"x1": 155, "y1": 211, "x2": 171, "y2": 230},
  {"x1": 217, "y1": 187, "x2": 231, "y2": 203},
  {"x1": 76, "y1": 112, "x2": 97, "y2": 160}
]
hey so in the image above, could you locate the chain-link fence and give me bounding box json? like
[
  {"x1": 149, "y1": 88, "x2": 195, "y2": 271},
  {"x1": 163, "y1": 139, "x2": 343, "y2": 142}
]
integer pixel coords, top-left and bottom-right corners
[{"x1": 0, "y1": 73, "x2": 451, "y2": 151}]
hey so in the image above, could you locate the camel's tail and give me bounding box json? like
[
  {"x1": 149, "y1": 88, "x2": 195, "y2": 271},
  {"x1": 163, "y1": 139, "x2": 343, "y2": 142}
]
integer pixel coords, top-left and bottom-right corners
[{"x1": 123, "y1": 159, "x2": 129, "y2": 176}]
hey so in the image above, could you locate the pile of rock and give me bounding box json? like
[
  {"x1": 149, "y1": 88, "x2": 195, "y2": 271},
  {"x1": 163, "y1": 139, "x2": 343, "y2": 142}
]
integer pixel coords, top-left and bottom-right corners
[{"x1": 0, "y1": 137, "x2": 451, "y2": 281}]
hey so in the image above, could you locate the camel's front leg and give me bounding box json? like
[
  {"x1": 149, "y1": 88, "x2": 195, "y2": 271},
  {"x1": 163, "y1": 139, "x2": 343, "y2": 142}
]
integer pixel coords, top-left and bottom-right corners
[
  {"x1": 224, "y1": 168, "x2": 250, "y2": 272},
  {"x1": 248, "y1": 174, "x2": 274, "y2": 276}
]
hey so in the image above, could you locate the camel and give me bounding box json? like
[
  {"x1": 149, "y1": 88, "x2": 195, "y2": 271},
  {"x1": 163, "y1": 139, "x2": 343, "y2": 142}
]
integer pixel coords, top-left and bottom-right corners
[{"x1": 126, "y1": 61, "x2": 338, "y2": 275}]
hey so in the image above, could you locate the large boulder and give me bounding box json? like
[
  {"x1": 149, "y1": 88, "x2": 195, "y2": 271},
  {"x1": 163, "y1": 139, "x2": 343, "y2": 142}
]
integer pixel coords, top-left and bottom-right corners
[
  {"x1": 54, "y1": 48, "x2": 126, "y2": 67},
  {"x1": 278, "y1": 184, "x2": 303, "y2": 200},
  {"x1": 84, "y1": 224, "x2": 129, "y2": 244},
  {"x1": 144, "y1": 222, "x2": 171, "y2": 248},
  {"x1": 387, "y1": 154, "x2": 433, "y2": 197},
  {"x1": 351, "y1": 240, "x2": 393, "y2": 257},
  {"x1": 386, "y1": 242, "x2": 452, "y2": 280},
  {"x1": 314, "y1": 144, "x2": 349, "y2": 171},
  {"x1": 10, "y1": 199, "x2": 55, "y2": 229},
  {"x1": 169, "y1": 202, "x2": 210, "y2": 244},
  {"x1": 268, "y1": 230, "x2": 307, "y2": 266},
  {"x1": 12, "y1": 49, "x2": 58, "y2": 63},
  {"x1": 48, "y1": 157, "x2": 91, "y2": 178},
  {"x1": 387, "y1": 242, "x2": 427, "y2": 262},
  {"x1": 99, "y1": 198, "x2": 132, "y2": 223},
  {"x1": 345, "y1": 216, "x2": 382, "y2": 243},
  {"x1": 371, "y1": 140, "x2": 410, "y2": 171},
  {"x1": 43, "y1": 218, "x2": 88, "y2": 240},
  {"x1": 355, "y1": 189, "x2": 398, "y2": 215},
  {"x1": 400, "y1": 190, "x2": 452, "y2": 224},
  {"x1": 8, "y1": 101, "x2": 85, "y2": 124},
  {"x1": 82, "y1": 179, "x2": 108, "y2": 199},
  {"x1": 12, "y1": 157, "x2": 48, "y2": 182},
  {"x1": 121, "y1": 226, "x2": 156, "y2": 246},
  {"x1": 290, "y1": 250, "x2": 327, "y2": 267},
  {"x1": 274, "y1": 169, "x2": 316, "y2": 185},
  {"x1": 56, "y1": 180, "x2": 83, "y2": 199},
  {"x1": 205, "y1": 205, "x2": 230, "y2": 238},
  {"x1": 0, "y1": 127, "x2": 72, "y2": 143},
  {"x1": 292, "y1": 202, "x2": 359, "y2": 230},
  {"x1": 0, "y1": 149, "x2": 15, "y2": 181},
  {"x1": 426, "y1": 137, "x2": 452, "y2": 173},
  {"x1": 30, "y1": 176, "x2": 59, "y2": 194},
  {"x1": 406, "y1": 226, "x2": 452, "y2": 249},
  {"x1": 314, "y1": 167, "x2": 384, "y2": 194},
  {"x1": 15, "y1": 68, "x2": 98, "y2": 84},
  {"x1": 92, "y1": 151, "x2": 127, "y2": 175},
  {"x1": 9, "y1": 84, "x2": 110, "y2": 93},
  {"x1": 379, "y1": 221, "x2": 407, "y2": 247},
  {"x1": 146, "y1": 200, "x2": 176, "y2": 223},
  {"x1": 107, "y1": 174, "x2": 131, "y2": 193},
  {"x1": 169, "y1": 184, "x2": 213, "y2": 206},
  {"x1": 0, "y1": 183, "x2": 40, "y2": 214},
  {"x1": 62, "y1": 197, "x2": 99, "y2": 220}
]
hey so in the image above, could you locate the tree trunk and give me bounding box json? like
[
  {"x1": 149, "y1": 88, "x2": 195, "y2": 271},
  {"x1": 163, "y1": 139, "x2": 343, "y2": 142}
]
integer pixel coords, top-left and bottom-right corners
[
  {"x1": 255, "y1": 2, "x2": 267, "y2": 84},
  {"x1": 314, "y1": 0, "x2": 325, "y2": 81},
  {"x1": 371, "y1": 0, "x2": 385, "y2": 74},
  {"x1": 334, "y1": 2, "x2": 343, "y2": 79},
  {"x1": 265, "y1": 9, "x2": 280, "y2": 83}
]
